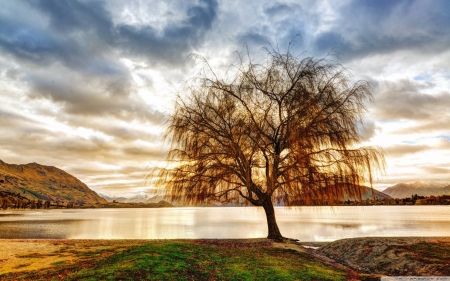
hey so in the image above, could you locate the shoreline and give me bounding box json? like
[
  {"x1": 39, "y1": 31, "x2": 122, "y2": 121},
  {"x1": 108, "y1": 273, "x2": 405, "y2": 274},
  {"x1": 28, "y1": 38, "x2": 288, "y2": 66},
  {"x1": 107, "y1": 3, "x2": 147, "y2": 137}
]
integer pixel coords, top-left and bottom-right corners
[
  {"x1": 1, "y1": 236, "x2": 449, "y2": 248},
  {"x1": 1, "y1": 235, "x2": 448, "y2": 241}
]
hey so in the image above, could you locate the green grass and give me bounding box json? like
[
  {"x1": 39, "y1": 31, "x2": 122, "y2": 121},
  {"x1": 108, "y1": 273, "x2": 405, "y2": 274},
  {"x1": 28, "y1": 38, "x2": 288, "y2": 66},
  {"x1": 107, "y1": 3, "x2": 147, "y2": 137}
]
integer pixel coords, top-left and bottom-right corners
[{"x1": 1, "y1": 241, "x2": 347, "y2": 281}]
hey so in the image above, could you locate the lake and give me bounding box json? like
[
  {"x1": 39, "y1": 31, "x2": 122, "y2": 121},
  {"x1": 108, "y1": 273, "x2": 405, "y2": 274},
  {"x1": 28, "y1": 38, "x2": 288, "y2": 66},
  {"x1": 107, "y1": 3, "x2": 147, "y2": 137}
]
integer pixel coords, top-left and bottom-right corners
[{"x1": 1, "y1": 206, "x2": 449, "y2": 241}]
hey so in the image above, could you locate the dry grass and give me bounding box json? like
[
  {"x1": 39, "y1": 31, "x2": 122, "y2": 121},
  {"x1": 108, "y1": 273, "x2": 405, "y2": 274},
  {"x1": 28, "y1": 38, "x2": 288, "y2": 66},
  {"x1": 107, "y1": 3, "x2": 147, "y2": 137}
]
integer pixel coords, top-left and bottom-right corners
[{"x1": 0, "y1": 239, "x2": 149, "y2": 275}]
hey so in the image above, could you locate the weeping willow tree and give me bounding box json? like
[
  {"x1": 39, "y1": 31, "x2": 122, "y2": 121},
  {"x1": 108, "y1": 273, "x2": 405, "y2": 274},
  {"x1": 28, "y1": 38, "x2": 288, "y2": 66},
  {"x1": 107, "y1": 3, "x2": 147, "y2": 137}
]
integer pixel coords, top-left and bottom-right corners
[{"x1": 156, "y1": 46, "x2": 385, "y2": 240}]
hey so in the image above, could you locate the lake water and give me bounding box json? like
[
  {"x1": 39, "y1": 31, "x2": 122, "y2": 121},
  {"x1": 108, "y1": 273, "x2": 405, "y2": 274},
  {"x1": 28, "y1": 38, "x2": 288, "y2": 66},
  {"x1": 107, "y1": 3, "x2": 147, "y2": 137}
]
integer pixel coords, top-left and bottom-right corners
[{"x1": 1, "y1": 206, "x2": 449, "y2": 241}]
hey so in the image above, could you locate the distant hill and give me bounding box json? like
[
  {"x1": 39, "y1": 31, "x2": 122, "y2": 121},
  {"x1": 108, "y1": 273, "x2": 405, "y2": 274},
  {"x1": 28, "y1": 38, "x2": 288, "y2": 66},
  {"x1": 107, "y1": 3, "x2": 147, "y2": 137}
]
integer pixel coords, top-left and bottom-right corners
[
  {"x1": 383, "y1": 182, "x2": 450, "y2": 198},
  {"x1": 288, "y1": 185, "x2": 391, "y2": 205},
  {"x1": 0, "y1": 159, "x2": 107, "y2": 207}
]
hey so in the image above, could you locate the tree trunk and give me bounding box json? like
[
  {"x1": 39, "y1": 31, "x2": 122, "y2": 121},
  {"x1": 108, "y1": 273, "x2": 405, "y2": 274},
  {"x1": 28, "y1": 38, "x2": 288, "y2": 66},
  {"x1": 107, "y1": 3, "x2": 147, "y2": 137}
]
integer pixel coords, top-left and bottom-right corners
[{"x1": 262, "y1": 197, "x2": 283, "y2": 240}]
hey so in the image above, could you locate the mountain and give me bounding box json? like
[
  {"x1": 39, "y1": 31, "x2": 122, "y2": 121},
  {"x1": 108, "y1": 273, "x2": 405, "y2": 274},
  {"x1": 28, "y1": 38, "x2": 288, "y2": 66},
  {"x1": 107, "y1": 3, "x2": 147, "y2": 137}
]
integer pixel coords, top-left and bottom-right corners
[
  {"x1": 0, "y1": 159, "x2": 107, "y2": 206},
  {"x1": 354, "y1": 186, "x2": 391, "y2": 200},
  {"x1": 98, "y1": 193, "x2": 162, "y2": 203},
  {"x1": 383, "y1": 181, "x2": 450, "y2": 198},
  {"x1": 99, "y1": 193, "x2": 132, "y2": 203}
]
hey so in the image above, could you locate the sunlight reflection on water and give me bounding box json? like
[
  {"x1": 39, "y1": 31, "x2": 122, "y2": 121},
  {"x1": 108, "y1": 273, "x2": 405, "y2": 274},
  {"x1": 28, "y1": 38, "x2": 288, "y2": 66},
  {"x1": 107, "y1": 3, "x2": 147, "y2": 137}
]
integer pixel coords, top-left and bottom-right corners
[{"x1": 1, "y1": 206, "x2": 449, "y2": 241}]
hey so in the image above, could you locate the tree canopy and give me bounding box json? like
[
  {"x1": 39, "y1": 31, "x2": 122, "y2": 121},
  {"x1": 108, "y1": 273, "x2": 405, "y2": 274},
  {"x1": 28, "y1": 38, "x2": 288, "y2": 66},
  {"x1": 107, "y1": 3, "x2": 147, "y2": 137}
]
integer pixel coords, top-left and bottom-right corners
[{"x1": 156, "y1": 46, "x2": 385, "y2": 240}]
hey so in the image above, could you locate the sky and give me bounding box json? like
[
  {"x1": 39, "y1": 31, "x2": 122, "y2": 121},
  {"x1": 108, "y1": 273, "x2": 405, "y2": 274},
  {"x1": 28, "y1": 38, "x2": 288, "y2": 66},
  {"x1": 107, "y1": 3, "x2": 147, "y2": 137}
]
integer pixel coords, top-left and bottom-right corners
[{"x1": 1, "y1": 0, "x2": 450, "y2": 197}]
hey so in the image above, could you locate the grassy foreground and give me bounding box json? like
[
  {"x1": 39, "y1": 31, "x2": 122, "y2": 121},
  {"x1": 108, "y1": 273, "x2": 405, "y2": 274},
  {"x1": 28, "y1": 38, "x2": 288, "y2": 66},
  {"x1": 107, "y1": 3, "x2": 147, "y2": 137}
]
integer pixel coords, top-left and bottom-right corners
[
  {"x1": 2, "y1": 238, "x2": 449, "y2": 280},
  {"x1": 0, "y1": 239, "x2": 349, "y2": 281}
]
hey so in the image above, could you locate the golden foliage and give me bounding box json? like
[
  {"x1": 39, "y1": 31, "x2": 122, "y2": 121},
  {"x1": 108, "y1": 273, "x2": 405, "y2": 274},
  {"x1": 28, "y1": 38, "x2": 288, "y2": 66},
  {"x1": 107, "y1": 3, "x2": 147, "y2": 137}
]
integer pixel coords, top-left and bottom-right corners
[{"x1": 156, "y1": 46, "x2": 385, "y2": 207}]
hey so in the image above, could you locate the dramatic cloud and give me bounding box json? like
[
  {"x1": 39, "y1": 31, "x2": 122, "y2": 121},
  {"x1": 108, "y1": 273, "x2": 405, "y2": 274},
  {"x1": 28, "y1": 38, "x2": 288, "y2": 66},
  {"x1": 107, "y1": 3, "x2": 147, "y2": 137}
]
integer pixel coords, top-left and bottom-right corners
[
  {"x1": 1, "y1": 0, "x2": 218, "y2": 68},
  {"x1": 314, "y1": 0, "x2": 450, "y2": 60},
  {"x1": 1, "y1": 0, "x2": 449, "y2": 195},
  {"x1": 374, "y1": 80, "x2": 450, "y2": 121}
]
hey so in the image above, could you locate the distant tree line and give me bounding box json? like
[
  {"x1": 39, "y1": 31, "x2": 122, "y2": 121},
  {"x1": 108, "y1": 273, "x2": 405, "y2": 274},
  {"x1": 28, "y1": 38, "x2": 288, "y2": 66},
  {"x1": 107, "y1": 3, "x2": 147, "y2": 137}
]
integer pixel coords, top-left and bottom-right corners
[
  {"x1": 327, "y1": 194, "x2": 450, "y2": 206},
  {"x1": 103, "y1": 200, "x2": 173, "y2": 208},
  {"x1": 0, "y1": 191, "x2": 75, "y2": 209}
]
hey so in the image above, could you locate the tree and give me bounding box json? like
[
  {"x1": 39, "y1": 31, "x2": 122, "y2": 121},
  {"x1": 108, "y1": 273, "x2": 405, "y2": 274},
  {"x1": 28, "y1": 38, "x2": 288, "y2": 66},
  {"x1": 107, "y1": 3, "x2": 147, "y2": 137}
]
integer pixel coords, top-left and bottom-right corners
[{"x1": 156, "y1": 45, "x2": 385, "y2": 240}]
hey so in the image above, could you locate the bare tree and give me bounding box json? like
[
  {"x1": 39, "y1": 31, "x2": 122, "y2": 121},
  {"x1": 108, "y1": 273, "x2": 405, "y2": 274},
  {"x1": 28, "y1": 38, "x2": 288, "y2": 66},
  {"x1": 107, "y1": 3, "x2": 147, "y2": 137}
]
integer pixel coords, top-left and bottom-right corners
[{"x1": 156, "y1": 45, "x2": 385, "y2": 240}]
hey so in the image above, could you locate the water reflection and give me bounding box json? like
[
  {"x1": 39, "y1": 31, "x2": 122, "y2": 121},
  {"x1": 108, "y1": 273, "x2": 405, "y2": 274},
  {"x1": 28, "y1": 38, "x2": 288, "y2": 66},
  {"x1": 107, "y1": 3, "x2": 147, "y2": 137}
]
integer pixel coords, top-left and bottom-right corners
[
  {"x1": 0, "y1": 206, "x2": 449, "y2": 241},
  {"x1": 0, "y1": 220, "x2": 84, "y2": 239}
]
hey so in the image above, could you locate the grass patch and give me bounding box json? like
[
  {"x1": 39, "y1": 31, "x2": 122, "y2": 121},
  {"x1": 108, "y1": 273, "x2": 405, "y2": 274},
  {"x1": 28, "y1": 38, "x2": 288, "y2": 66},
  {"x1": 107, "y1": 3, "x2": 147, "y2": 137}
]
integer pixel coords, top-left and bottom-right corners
[
  {"x1": 51, "y1": 261, "x2": 66, "y2": 267},
  {"x1": 1, "y1": 241, "x2": 347, "y2": 281}
]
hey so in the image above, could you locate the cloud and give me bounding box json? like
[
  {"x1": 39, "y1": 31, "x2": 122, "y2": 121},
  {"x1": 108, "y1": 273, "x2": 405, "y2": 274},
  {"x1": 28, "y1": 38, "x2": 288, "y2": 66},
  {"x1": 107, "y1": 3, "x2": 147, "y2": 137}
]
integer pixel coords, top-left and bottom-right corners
[
  {"x1": 400, "y1": 118, "x2": 450, "y2": 135},
  {"x1": 14, "y1": 64, "x2": 161, "y2": 125},
  {"x1": 420, "y1": 165, "x2": 450, "y2": 175},
  {"x1": 122, "y1": 147, "x2": 166, "y2": 159},
  {"x1": 0, "y1": 18, "x2": 58, "y2": 65},
  {"x1": 384, "y1": 144, "x2": 430, "y2": 158},
  {"x1": 263, "y1": 3, "x2": 303, "y2": 17},
  {"x1": 0, "y1": 108, "x2": 34, "y2": 126},
  {"x1": 0, "y1": 110, "x2": 165, "y2": 162},
  {"x1": 313, "y1": 0, "x2": 450, "y2": 60},
  {"x1": 237, "y1": 31, "x2": 271, "y2": 47},
  {"x1": 30, "y1": 0, "x2": 114, "y2": 37},
  {"x1": 0, "y1": 3, "x2": 119, "y2": 76},
  {"x1": 373, "y1": 79, "x2": 450, "y2": 121},
  {"x1": 1, "y1": 0, "x2": 218, "y2": 72},
  {"x1": 358, "y1": 120, "x2": 378, "y2": 141},
  {"x1": 0, "y1": 0, "x2": 217, "y2": 168},
  {"x1": 66, "y1": 162, "x2": 152, "y2": 193},
  {"x1": 117, "y1": 0, "x2": 218, "y2": 65}
]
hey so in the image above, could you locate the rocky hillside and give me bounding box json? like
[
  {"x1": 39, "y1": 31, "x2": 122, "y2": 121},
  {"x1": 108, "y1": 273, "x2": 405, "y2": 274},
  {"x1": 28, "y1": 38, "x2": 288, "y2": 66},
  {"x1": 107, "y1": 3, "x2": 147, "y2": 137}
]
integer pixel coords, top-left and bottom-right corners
[
  {"x1": 0, "y1": 159, "x2": 107, "y2": 207},
  {"x1": 383, "y1": 181, "x2": 450, "y2": 198}
]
